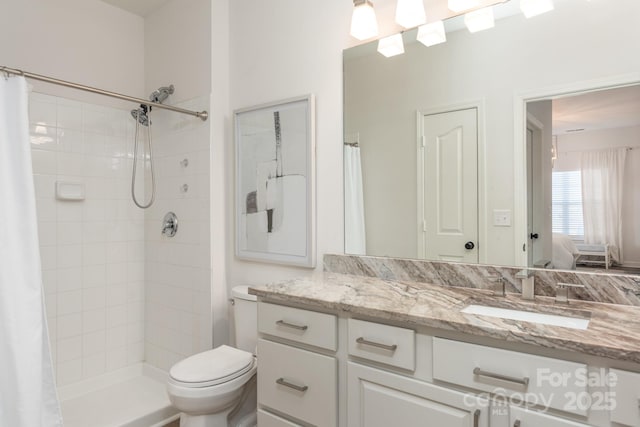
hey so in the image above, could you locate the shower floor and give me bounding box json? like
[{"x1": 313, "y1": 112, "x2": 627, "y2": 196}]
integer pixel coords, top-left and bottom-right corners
[{"x1": 59, "y1": 364, "x2": 179, "y2": 427}]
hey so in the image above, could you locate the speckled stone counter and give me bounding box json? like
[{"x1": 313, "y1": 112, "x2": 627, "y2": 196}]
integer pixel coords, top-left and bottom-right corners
[{"x1": 250, "y1": 273, "x2": 640, "y2": 364}]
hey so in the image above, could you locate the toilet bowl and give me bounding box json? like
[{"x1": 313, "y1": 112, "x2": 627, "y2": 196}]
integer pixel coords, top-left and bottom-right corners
[{"x1": 167, "y1": 286, "x2": 257, "y2": 427}]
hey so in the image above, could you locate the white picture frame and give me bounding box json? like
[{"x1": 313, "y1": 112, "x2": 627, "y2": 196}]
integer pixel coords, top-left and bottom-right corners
[{"x1": 234, "y1": 95, "x2": 316, "y2": 267}]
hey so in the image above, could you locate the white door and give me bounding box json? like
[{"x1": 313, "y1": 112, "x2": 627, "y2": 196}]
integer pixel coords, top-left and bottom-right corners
[
  {"x1": 420, "y1": 108, "x2": 478, "y2": 262},
  {"x1": 348, "y1": 362, "x2": 488, "y2": 427}
]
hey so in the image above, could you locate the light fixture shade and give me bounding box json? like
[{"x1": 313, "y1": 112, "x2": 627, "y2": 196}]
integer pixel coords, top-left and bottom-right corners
[
  {"x1": 417, "y1": 21, "x2": 446, "y2": 47},
  {"x1": 395, "y1": 0, "x2": 426, "y2": 29},
  {"x1": 520, "y1": 0, "x2": 554, "y2": 18},
  {"x1": 377, "y1": 33, "x2": 405, "y2": 57},
  {"x1": 464, "y1": 7, "x2": 495, "y2": 33},
  {"x1": 448, "y1": 0, "x2": 480, "y2": 13},
  {"x1": 350, "y1": 0, "x2": 379, "y2": 40}
]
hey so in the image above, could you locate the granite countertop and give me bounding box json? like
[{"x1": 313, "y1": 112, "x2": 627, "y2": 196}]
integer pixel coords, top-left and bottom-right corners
[{"x1": 249, "y1": 273, "x2": 640, "y2": 364}]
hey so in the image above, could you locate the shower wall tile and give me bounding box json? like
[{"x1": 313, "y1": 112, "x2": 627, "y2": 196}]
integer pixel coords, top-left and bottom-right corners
[
  {"x1": 31, "y1": 92, "x2": 145, "y2": 386},
  {"x1": 144, "y1": 96, "x2": 212, "y2": 372}
]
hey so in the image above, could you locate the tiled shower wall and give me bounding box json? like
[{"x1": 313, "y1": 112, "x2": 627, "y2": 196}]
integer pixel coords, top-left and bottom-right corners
[
  {"x1": 144, "y1": 97, "x2": 212, "y2": 371},
  {"x1": 30, "y1": 92, "x2": 145, "y2": 386}
]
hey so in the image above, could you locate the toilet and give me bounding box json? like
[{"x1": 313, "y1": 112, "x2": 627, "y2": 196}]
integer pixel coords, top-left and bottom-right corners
[{"x1": 167, "y1": 286, "x2": 258, "y2": 427}]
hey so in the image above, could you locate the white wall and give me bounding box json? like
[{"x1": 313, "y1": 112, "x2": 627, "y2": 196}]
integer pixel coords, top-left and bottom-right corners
[
  {"x1": 0, "y1": 0, "x2": 144, "y2": 104},
  {"x1": 344, "y1": 0, "x2": 640, "y2": 266},
  {"x1": 144, "y1": 0, "x2": 213, "y2": 370},
  {"x1": 555, "y1": 126, "x2": 640, "y2": 266},
  {"x1": 225, "y1": 0, "x2": 353, "y2": 288}
]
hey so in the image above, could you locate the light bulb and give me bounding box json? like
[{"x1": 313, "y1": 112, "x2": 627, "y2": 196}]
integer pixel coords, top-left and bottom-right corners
[
  {"x1": 350, "y1": 0, "x2": 379, "y2": 41},
  {"x1": 448, "y1": 0, "x2": 480, "y2": 13},
  {"x1": 520, "y1": 0, "x2": 554, "y2": 18},
  {"x1": 396, "y1": 0, "x2": 426, "y2": 29},
  {"x1": 377, "y1": 34, "x2": 405, "y2": 57},
  {"x1": 417, "y1": 21, "x2": 446, "y2": 47},
  {"x1": 464, "y1": 7, "x2": 495, "y2": 33}
]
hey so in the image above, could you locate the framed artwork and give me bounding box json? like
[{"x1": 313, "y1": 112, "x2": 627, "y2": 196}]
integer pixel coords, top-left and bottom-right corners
[{"x1": 234, "y1": 95, "x2": 316, "y2": 267}]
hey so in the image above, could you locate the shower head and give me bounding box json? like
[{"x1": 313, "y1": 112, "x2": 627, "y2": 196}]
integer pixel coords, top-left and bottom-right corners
[
  {"x1": 131, "y1": 105, "x2": 150, "y2": 127},
  {"x1": 149, "y1": 84, "x2": 174, "y2": 104}
]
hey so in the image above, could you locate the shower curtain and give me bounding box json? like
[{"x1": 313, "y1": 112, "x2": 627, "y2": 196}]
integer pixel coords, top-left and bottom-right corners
[
  {"x1": 344, "y1": 145, "x2": 366, "y2": 254},
  {"x1": 0, "y1": 76, "x2": 62, "y2": 426},
  {"x1": 581, "y1": 147, "x2": 627, "y2": 264}
]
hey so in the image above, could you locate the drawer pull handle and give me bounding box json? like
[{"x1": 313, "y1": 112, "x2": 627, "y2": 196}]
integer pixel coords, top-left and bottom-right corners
[
  {"x1": 276, "y1": 320, "x2": 308, "y2": 331},
  {"x1": 514, "y1": 420, "x2": 521, "y2": 427},
  {"x1": 276, "y1": 377, "x2": 308, "y2": 392},
  {"x1": 473, "y1": 367, "x2": 529, "y2": 387},
  {"x1": 473, "y1": 409, "x2": 480, "y2": 427},
  {"x1": 356, "y1": 337, "x2": 398, "y2": 352}
]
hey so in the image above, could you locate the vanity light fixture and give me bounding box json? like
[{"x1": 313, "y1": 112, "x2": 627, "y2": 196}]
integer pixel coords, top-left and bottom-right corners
[
  {"x1": 448, "y1": 0, "x2": 480, "y2": 13},
  {"x1": 464, "y1": 6, "x2": 495, "y2": 33},
  {"x1": 350, "y1": 0, "x2": 379, "y2": 40},
  {"x1": 416, "y1": 21, "x2": 447, "y2": 47},
  {"x1": 395, "y1": 0, "x2": 427, "y2": 29},
  {"x1": 377, "y1": 33, "x2": 405, "y2": 57},
  {"x1": 520, "y1": 0, "x2": 554, "y2": 18}
]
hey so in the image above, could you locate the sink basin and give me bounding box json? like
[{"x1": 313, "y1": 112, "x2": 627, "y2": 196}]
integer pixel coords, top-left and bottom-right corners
[{"x1": 461, "y1": 304, "x2": 590, "y2": 330}]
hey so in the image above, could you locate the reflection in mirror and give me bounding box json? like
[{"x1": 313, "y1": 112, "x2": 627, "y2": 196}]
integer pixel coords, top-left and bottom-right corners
[
  {"x1": 343, "y1": 0, "x2": 640, "y2": 274},
  {"x1": 526, "y1": 85, "x2": 640, "y2": 274}
]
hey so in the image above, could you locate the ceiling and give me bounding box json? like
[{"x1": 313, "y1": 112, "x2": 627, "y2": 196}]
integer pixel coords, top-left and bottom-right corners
[
  {"x1": 100, "y1": 0, "x2": 171, "y2": 17},
  {"x1": 552, "y1": 85, "x2": 640, "y2": 133}
]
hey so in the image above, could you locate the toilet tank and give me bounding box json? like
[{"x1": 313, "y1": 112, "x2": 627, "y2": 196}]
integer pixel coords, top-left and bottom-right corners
[{"x1": 231, "y1": 286, "x2": 257, "y2": 353}]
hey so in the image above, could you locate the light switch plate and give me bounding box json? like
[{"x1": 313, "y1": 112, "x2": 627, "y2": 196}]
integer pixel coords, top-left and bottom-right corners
[{"x1": 493, "y1": 209, "x2": 511, "y2": 226}]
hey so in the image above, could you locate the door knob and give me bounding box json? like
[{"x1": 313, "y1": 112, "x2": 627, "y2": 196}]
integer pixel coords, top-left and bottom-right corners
[
  {"x1": 530, "y1": 233, "x2": 539, "y2": 239},
  {"x1": 465, "y1": 241, "x2": 475, "y2": 250}
]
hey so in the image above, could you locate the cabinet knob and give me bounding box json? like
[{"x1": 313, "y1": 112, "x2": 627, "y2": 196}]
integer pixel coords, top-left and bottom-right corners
[
  {"x1": 465, "y1": 241, "x2": 475, "y2": 250},
  {"x1": 514, "y1": 420, "x2": 521, "y2": 427}
]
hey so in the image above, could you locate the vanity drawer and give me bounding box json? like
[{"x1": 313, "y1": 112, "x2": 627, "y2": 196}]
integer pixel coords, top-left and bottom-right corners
[
  {"x1": 258, "y1": 339, "x2": 337, "y2": 427},
  {"x1": 433, "y1": 338, "x2": 588, "y2": 416},
  {"x1": 257, "y1": 409, "x2": 303, "y2": 427},
  {"x1": 510, "y1": 405, "x2": 591, "y2": 427},
  {"x1": 258, "y1": 302, "x2": 337, "y2": 351},
  {"x1": 610, "y1": 368, "x2": 640, "y2": 426},
  {"x1": 348, "y1": 318, "x2": 415, "y2": 371}
]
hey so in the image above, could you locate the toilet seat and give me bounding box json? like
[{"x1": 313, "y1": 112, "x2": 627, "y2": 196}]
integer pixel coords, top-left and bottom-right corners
[{"x1": 169, "y1": 345, "x2": 255, "y2": 388}]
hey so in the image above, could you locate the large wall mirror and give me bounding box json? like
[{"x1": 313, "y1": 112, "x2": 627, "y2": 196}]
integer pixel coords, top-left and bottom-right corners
[{"x1": 343, "y1": 0, "x2": 640, "y2": 274}]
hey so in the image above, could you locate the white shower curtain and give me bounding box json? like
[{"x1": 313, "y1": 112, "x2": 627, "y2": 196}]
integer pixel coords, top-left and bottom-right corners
[
  {"x1": 344, "y1": 145, "x2": 366, "y2": 254},
  {"x1": 0, "y1": 76, "x2": 62, "y2": 426},
  {"x1": 581, "y1": 147, "x2": 627, "y2": 264}
]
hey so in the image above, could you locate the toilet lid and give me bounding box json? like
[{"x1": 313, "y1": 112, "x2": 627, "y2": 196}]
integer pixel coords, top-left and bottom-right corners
[{"x1": 169, "y1": 345, "x2": 255, "y2": 388}]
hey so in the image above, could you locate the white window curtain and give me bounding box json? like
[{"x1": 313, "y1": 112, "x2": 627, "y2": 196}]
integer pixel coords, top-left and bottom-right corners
[
  {"x1": 0, "y1": 76, "x2": 62, "y2": 426},
  {"x1": 580, "y1": 148, "x2": 627, "y2": 264},
  {"x1": 344, "y1": 144, "x2": 366, "y2": 254}
]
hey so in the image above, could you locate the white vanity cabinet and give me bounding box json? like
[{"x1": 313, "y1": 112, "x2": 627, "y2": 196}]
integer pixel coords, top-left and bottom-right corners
[
  {"x1": 348, "y1": 362, "x2": 489, "y2": 427},
  {"x1": 257, "y1": 302, "x2": 338, "y2": 427},
  {"x1": 509, "y1": 405, "x2": 592, "y2": 427},
  {"x1": 609, "y1": 368, "x2": 640, "y2": 426}
]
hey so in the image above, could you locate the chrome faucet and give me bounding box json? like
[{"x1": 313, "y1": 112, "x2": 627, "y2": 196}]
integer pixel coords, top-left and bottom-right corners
[
  {"x1": 555, "y1": 283, "x2": 586, "y2": 304},
  {"x1": 488, "y1": 275, "x2": 506, "y2": 296},
  {"x1": 516, "y1": 269, "x2": 535, "y2": 300}
]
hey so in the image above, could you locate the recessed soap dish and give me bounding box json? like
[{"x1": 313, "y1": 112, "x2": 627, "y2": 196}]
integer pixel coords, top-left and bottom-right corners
[{"x1": 55, "y1": 181, "x2": 85, "y2": 201}]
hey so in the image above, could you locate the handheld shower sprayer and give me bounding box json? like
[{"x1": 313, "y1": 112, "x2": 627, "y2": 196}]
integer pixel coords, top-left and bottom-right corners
[{"x1": 129, "y1": 84, "x2": 175, "y2": 209}]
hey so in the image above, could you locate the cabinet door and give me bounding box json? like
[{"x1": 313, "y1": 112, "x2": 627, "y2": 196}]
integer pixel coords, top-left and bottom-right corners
[
  {"x1": 258, "y1": 339, "x2": 337, "y2": 427},
  {"x1": 610, "y1": 368, "x2": 640, "y2": 426},
  {"x1": 509, "y1": 405, "x2": 591, "y2": 427},
  {"x1": 348, "y1": 362, "x2": 488, "y2": 427}
]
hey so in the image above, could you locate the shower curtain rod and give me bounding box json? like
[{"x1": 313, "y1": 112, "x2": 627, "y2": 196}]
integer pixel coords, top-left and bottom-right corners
[{"x1": 0, "y1": 65, "x2": 208, "y2": 121}]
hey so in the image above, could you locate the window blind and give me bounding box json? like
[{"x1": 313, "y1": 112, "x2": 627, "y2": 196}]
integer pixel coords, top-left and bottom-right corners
[{"x1": 552, "y1": 170, "x2": 584, "y2": 237}]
